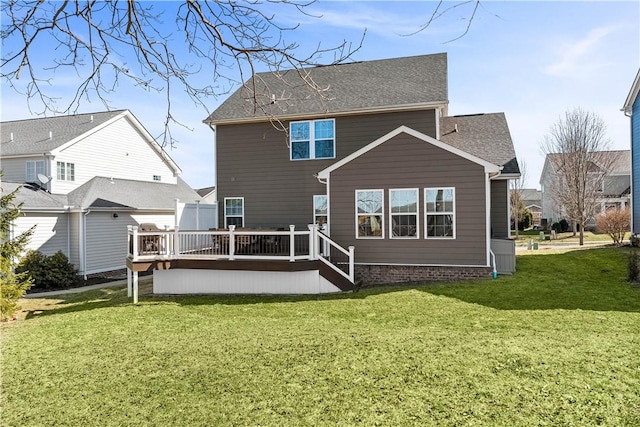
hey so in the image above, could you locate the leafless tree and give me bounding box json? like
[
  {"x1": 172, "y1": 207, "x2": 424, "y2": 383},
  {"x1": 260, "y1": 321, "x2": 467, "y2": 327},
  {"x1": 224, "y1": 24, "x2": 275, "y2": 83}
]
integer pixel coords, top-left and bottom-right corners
[
  {"x1": 1, "y1": 1, "x2": 481, "y2": 147},
  {"x1": 509, "y1": 159, "x2": 528, "y2": 238},
  {"x1": 541, "y1": 108, "x2": 618, "y2": 245}
]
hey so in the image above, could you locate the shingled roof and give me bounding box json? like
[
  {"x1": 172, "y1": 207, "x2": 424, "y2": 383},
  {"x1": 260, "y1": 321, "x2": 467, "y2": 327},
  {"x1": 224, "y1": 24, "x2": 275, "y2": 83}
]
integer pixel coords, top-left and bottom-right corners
[
  {"x1": 1, "y1": 110, "x2": 126, "y2": 156},
  {"x1": 205, "y1": 53, "x2": 448, "y2": 124},
  {"x1": 440, "y1": 113, "x2": 520, "y2": 175},
  {"x1": 2, "y1": 176, "x2": 201, "y2": 211}
]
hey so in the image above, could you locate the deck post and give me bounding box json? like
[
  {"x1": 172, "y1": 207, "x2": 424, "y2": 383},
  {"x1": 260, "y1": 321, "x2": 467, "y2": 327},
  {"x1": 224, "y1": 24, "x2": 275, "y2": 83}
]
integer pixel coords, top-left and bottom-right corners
[
  {"x1": 308, "y1": 224, "x2": 316, "y2": 260},
  {"x1": 289, "y1": 225, "x2": 295, "y2": 262},
  {"x1": 321, "y1": 223, "x2": 329, "y2": 257},
  {"x1": 132, "y1": 226, "x2": 139, "y2": 260},
  {"x1": 348, "y1": 246, "x2": 355, "y2": 283},
  {"x1": 173, "y1": 226, "x2": 180, "y2": 257},
  {"x1": 228, "y1": 225, "x2": 236, "y2": 261},
  {"x1": 133, "y1": 271, "x2": 139, "y2": 304},
  {"x1": 127, "y1": 268, "x2": 132, "y2": 297}
]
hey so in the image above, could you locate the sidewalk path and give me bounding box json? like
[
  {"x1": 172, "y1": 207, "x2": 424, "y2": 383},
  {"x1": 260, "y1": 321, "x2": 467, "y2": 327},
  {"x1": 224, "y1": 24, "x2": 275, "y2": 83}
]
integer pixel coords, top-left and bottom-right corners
[{"x1": 24, "y1": 277, "x2": 152, "y2": 298}]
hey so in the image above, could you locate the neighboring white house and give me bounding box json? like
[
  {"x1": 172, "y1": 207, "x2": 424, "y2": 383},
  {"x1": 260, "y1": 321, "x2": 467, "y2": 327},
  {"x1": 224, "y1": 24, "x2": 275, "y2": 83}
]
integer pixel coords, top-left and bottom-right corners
[
  {"x1": 539, "y1": 150, "x2": 631, "y2": 226},
  {"x1": 1, "y1": 110, "x2": 216, "y2": 277},
  {"x1": 196, "y1": 186, "x2": 217, "y2": 204}
]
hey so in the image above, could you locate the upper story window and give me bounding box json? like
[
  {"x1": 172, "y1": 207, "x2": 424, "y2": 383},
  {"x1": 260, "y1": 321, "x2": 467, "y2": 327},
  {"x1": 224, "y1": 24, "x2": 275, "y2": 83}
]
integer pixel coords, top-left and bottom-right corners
[
  {"x1": 313, "y1": 195, "x2": 328, "y2": 227},
  {"x1": 425, "y1": 188, "x2": 455, "y2": 239},
  {"x1": 356, "y1": 190, "x2": 384, "y2": 238},
  {"x1": 57, "y1": 162, "x2": 75, "y2": 181},
  {"x1": 224, "y1": 197, "x2": 244, "y2": 228},
  {"x1": 390, "y1": 189, "x2": 418, "y2": 238},
  {"x1": 290, "y1": 119, "x2": 335, "y2": 160},
  {"x1": 25, "y1": 160, "x2": 45, "y2": 183}
]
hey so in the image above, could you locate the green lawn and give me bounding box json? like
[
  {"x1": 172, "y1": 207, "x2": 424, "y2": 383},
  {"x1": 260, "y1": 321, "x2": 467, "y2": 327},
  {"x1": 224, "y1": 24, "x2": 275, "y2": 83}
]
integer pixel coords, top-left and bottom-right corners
[{"x1": 2, "y1": 248, "x2": 640, "y2": 426}]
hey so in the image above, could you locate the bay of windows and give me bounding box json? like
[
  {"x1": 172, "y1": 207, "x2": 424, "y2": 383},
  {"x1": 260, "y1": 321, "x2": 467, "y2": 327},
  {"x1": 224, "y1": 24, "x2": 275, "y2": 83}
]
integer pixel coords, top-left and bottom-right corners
[{"x1": 290, "y1": 119, "x2": 335, "y2": 160}]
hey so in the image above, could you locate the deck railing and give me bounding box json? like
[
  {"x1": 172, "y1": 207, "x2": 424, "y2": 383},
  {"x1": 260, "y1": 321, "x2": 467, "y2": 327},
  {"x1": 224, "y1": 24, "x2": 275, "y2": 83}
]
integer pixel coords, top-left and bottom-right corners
[{"x1": 127, "y1": 224, "x2": 354, "y2": 283}]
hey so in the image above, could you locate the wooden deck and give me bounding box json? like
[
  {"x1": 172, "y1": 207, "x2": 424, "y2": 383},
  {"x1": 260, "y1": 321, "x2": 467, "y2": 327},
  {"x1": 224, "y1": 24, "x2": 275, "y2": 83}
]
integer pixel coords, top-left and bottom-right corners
[{"x1": 126, "y1": 225, "x2": 356, "y2": 301}]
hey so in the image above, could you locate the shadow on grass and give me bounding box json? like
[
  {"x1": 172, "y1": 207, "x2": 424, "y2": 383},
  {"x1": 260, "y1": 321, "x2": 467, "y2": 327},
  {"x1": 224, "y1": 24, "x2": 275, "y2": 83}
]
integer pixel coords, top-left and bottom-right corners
[{"x1": 22, "y1": 248, "x2": 640, "y2": 320}]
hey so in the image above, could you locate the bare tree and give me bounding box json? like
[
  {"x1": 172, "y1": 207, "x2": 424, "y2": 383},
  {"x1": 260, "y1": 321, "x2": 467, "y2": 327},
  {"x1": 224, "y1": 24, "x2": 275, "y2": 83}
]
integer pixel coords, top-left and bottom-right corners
[
  {"x1": 1, "y1": 1, "x2": 481, "y2": 147},
  {"x1": 541, "y1": 108, "x2": 617, "y2": 245},
  {"x1": 509, "y1": 159, "x2": 528, "y2": 238}
]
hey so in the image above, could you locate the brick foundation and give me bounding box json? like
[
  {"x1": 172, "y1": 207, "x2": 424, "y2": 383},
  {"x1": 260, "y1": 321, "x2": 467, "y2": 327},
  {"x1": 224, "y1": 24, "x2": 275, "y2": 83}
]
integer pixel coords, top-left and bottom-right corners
[{"x1": 355, "y1": 264, "x2": 493, "y2": 286}]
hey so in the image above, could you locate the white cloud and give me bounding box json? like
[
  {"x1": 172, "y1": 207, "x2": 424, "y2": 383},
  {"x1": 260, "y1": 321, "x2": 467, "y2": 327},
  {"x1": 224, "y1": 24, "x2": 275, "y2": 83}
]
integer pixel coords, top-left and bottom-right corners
[{"x1": 542, "y1": 25, "x2": 617, "y2": 78}]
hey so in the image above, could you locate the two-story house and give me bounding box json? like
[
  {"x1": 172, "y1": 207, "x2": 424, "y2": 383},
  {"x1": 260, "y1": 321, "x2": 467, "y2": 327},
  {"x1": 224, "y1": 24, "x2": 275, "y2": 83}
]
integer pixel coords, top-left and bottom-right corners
[
  {"x1": 623, "y1": 68, "x2": 640, "y2": 235},
  {"x1": 1, "y1": 110, "x2": 212, "y2": 278},
  {"x1": 203, "y1": 53, "x2": 519, "y2": 285},
  {"x1": 539, "y1": 150, "x2": 631, "y2": 228}
]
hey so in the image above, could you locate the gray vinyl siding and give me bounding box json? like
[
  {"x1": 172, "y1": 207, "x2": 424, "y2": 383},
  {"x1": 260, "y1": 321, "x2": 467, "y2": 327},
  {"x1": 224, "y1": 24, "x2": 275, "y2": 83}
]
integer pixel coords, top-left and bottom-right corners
[
  {"x1": 14, "y1": 213, "x2": 70, "y2": 257},
  {"x1": 84, "y1": 211, "x2": 174, "y2": 274},
  {"x1": 490, "y1": 180, "x2": 509, "y2": 239},
  {"x1": 216, "y1": 110, "x2": 437, "y2": 229},
  {"x1": 329, "y1": 132, "x2": 488, "y2": 266}
]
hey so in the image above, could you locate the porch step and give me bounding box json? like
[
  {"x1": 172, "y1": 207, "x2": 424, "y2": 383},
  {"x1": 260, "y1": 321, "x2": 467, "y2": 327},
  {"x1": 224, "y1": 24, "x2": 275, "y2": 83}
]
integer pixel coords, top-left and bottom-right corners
[{"x1": 317, "y1": 262, "x2": 356, "y2": 292}]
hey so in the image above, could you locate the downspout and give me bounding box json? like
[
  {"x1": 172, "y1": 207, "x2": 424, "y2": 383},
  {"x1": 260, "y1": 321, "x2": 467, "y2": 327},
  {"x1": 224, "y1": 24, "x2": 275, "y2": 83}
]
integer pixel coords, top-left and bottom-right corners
[
  {"x1": 82, "y1": 209, "x2": 91, "y2": 280},
  {"x1": 486, "y1": 169, "x2": 503, "y2": 274}
]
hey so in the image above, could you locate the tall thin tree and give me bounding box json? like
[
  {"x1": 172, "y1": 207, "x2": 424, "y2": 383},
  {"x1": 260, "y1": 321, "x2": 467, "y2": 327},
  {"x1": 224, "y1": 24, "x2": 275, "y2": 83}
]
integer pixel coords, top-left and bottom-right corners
[{"x1": 541, "y1": 108, "x2": 617, "y2": 245}]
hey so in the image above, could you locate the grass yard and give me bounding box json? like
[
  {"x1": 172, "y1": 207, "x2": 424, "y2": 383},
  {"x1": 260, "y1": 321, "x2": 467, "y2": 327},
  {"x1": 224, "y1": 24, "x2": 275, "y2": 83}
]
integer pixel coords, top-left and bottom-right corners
[{"x1": 2, "y1": 248, "x2": 640, "y2": 426}]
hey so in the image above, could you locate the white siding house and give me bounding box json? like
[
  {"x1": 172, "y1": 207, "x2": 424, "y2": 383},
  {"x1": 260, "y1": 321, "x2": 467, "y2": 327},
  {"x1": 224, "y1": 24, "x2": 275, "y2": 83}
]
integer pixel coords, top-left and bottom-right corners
[{"x1": 1, "y1": 110, "x2": 215, "y2": 277}]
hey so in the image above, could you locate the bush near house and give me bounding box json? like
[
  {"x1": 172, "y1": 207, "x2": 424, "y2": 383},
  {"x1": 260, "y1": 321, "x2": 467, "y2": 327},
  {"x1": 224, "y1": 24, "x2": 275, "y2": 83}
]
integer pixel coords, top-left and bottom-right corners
[
  {"x1": 16, "y1": 250, "x2": 78, "y2": 290},
  {"x1": 596, "y1": 208, "x2": 631, "y2": 246}
]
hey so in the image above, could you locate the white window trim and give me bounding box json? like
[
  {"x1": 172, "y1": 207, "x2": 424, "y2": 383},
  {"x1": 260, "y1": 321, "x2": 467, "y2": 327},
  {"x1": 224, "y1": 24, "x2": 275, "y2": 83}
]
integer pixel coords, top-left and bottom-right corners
[
  {"x1": 224, "y1": 197, "x2": 244, "y2": 228},
  {"x1": 424, "y1": 187, "x2": 456, "y2": 240},
  {"x1": 313, "y1": 194, "x2": 328, "y2": 228},
  {"x1": 56, "y1": 161, "x2": 75, "y2": 182},
  {"x1": 389, "y1": 188, "x2": 419, "y2": 239},
  {"x1": 25, "y1": 160, "x2": 45, "y2": 183},
  {"x1": 289, "y1": 118, "x2": 336, "y2": 161},
  {"x1": 355, "y1": 189, "x2": 384, "y2": 239}
]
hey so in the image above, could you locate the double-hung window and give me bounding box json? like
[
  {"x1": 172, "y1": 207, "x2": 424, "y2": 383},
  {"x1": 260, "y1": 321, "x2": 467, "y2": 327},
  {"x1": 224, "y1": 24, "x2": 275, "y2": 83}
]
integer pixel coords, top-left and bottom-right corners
[
  {"x1": 356, "y1": 190, "x2": 384, "y2": 238},
  {"x1": 25, "y1": 160, "x2": 45, "y2": 183},
  {"x1": 313, "y1": 195, "x2": 328, "y2": 227},
  {"x1": 224, "y1": 197, "x2": 244, "y2": 227},
  {"x1": 57, "y1": 162, "x2": 75, "y2": 181},
  {"x1": 390, "y1": 189, "x2": 418, "y2": 238},
  {"x1": 290, "y1": 119, "x2": 335, "y2": 160},
  {"x1": 425, "y1": 188, "x2": 455, "y2": 238}
]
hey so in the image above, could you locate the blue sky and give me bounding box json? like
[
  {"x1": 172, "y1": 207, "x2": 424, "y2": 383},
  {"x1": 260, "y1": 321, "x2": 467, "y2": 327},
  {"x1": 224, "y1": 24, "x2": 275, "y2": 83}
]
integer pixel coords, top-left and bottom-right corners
[{"x1": 2, "y1": 1, "x2": 639, "y2": 189}]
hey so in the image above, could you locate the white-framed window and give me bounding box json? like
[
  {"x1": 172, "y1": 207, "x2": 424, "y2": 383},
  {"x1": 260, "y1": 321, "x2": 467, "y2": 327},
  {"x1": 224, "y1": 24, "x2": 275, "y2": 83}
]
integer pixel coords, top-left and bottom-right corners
[
  {"x1": 25, "y1": 160, "x2": 45, "y2": 183},
  {"x1": 224, "y1": 197, "x2": 244, "y2": 228},
  {"x1": 425, "y1": 188, "x2": 455, "y2": 239},
  {"x1": 356, "y1": 190, "x2": 384, "y2": 238},
  {"x1": 390, "y1": 188, "x2": 419, "y2": 238},
  {"x1": 290, "y1": 119, "x2": 335, "y2": 160},
  {"x1": 313, "y1": 195, "x2": 328, "y2": 228},
  {"x1": 56, "y1": 162, "x2": 75, "y2": 181},
  {"x1": 153, "y1": 175, "x2": 161, "y2": 181}
]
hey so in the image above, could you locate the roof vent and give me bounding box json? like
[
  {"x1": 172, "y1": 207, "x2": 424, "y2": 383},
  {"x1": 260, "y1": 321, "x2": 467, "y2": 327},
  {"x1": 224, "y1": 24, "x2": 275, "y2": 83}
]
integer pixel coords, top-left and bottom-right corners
[
  {"x1": 49, "y1": 131, "x2": 53, "y2": 140},
  {"x1": 9, "y1": 132, "x2": 14, "y2": 141},
  {"x1": 90, "y1": 114, "x2": 94, "y2": 122}
]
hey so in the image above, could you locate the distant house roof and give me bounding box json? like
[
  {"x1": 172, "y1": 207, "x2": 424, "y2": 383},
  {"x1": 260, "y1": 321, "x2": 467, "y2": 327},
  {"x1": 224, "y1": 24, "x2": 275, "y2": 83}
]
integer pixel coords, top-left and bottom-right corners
[
  {"x1": 543, "y1": 150, "x2": 630, "y2": 175},
  {"x1": 440, "y1": 113, "x2": 520, "y2": 175},
  {"x1": 623, "y1": 68, "x2": 640, "y2": 114},
  {"x1": 3, "y1": 177, "x2": 202, "y2": 211},
  {"x1": 205, "y1": 53, "x2": 449, "y2": 124},
  {"x1": 520, "y1": 188, "x2": 542, "y2": 202},
  {"x1": 196, "y1": 186, "x2": 216, "y2": 198},
  {"x1": 0, "y1": 110, "x2": 181, "y2": 174}
]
